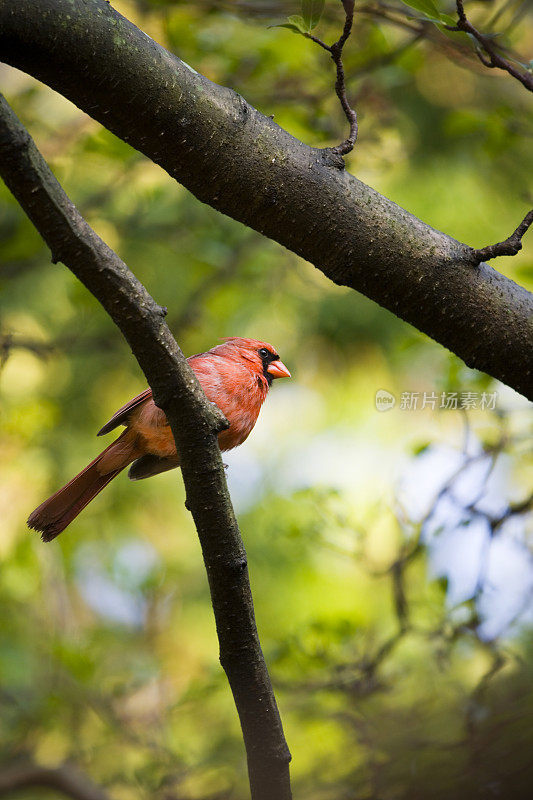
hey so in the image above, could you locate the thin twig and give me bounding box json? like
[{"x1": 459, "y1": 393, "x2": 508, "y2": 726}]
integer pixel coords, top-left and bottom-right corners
[
  {"x1": 444, "y1": 0, "x2": 533, "y2": 92},
  {"x1": 470, "y1": 209, "x2": 533, "y2": 264},
  {"x1": 305, "y1": 0, "x2": 358, "y2": 155}
]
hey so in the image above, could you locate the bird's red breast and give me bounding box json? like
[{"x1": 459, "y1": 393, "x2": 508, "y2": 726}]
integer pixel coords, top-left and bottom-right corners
[{"x1": 114, "y1": 337, "x2": 291, "y2": 459}]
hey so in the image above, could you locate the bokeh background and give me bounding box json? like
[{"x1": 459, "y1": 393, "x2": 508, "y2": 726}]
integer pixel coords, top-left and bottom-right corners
[{"x1": 1, "y1": 1, "x2": 532, "y2": 798}]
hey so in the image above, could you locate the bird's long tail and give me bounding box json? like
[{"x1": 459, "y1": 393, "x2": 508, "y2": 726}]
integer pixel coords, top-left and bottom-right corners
[{"x1": 27, "y1": 432, "x2": 138, "y2": 542}]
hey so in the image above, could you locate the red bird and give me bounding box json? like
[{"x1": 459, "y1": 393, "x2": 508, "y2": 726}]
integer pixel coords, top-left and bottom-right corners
[{"x1": 28, "y1": 337, "x2": 290, "y2": 541}]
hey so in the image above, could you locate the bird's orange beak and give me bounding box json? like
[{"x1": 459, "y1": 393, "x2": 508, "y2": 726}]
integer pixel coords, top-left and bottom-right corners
[{"x1": 267, "y1": 359, "x2": 291, "y2": 379}]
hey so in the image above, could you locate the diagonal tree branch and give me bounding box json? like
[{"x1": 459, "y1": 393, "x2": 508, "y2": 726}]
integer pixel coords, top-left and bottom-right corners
[
  {"x1": 0, "y1": 93, "x2": 291, "y2": 800},
  {"x1": 0, "y1": 0, "x2": 532, "y2": 400},
  {"x1": 444, "y1": 0, "x2": 533, "y2": 92}
]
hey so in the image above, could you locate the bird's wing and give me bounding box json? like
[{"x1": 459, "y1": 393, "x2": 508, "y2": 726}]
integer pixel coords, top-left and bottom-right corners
[{"x1": 96, "y1": 388, "x2": 153, "y2": 436}]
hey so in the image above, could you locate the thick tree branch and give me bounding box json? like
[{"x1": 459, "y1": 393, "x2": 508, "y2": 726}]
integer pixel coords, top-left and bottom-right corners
[
  {"x1": 0, "y1": 761, "x2": 109, "y2": 800},
  {"x1": 0, "y1": 0, "x2": 532, "y2": 400},
  {"x1": 444, "y1": 0, "x2": 533, "y2": 92},
  {"x1": 0, "y1": 94, "x2": 291, "y2": 800}
]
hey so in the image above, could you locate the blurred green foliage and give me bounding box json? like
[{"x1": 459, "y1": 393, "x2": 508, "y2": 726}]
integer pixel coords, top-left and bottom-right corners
[{"x1": 1, "y1": 1, "x2": 532, "y2": 798}]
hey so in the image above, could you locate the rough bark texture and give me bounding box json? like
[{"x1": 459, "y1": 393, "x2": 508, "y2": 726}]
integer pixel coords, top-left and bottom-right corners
[
  {"x1": 0, "y1": 0, "x2": 532, "y2": 398},
  {"x1": 0, "y1": 94, "x2": 291, "y2": 800}
]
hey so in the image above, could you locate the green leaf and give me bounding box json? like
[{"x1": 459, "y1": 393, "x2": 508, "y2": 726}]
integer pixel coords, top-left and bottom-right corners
[
  {"x1": 270, "y1": 22, "x2": 305, "y2": 35},
  {"x1": 399, "y1": 1, "x2": 459, "y2": 30},
  {"x1": 270, "y1": 14, "x2": 308, "y2": 35},
  {"x1": 288, "y1": 13, "x2": 308, "y2": 32},
  {"x1": 302, "y1": 0, "x2": 325, "y2": 31},
  {"x1": 439, "y1": 13, "x2": 458, "y2": 26},
  {"x1": 398, "y1": 0, "x2": 442, "y2": 19}
]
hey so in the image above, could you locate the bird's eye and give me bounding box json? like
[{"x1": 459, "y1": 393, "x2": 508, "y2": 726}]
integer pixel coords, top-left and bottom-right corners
[{"x1": 258, "y1": 348, "x2": 269, "y2": 359}]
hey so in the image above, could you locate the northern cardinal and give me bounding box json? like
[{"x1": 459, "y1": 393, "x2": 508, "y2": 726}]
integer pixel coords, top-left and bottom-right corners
[{"x1": 28, "y1": 337, "x2": 290, "y2": 541}]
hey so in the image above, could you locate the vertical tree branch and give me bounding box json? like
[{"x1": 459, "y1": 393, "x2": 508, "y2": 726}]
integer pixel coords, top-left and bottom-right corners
[{"x1": 0, "y1": 94, "x2": 291, "y2": 800}]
